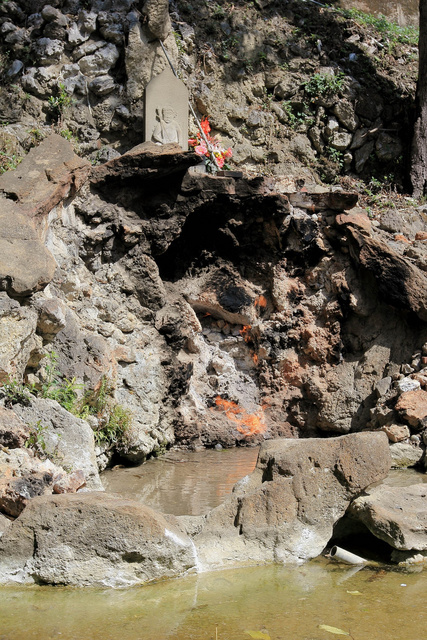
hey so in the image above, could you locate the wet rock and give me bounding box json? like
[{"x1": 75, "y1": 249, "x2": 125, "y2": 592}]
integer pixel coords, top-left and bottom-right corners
[
  {"x1": 389, "y1": 442, "x2": 424, "y2": 468},
  {"x1": 0, "y1": 493, "x2": 196, "y2": 586},
  {"x1": 191, "y1": 432, "x2": 391, "y2": 568},
  {"x1": 0, "y1": 408, "x2": 30, "y2": 449},
  {"x1": 349, "y1": 484, "x2": 427, "y2": 551}
]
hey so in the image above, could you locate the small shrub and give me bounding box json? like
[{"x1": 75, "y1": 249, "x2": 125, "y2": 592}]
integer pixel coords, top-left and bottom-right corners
[
  {"x1": 25, "y1": 420, "x2": 48, "y2": 458},
  {"x1": 303, "y1": 72, "x2": 346, "y2": 101},
  {"x1": 48, "y1": 83, "x2": 73, "y2": 121}
]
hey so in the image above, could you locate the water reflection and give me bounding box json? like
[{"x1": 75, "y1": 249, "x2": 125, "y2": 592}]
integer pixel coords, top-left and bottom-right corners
[
  {"x1": 102, "y1": 447, "x2": 259, "y2": 516},
  {"x1": 0, "y1": 561, "x2": 425, "y2": 640}
]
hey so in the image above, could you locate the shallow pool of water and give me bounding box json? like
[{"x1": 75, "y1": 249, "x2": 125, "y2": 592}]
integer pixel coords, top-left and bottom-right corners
[
  {"x1": 0, "y1": 560, "x2": 425, "y2": 640},
  {"x1": 102, "y1": 446, "x2": 260, "y2": 516}
]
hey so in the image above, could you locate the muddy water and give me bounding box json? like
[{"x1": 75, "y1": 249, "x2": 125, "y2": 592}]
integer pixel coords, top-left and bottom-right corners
[
  {"x1": 0, "y1": 560, "x2": 426, "y2": 640},
  {"x1": 339, "y1": 0, "x2": 419, "y2": 26},
  {"x1": 102, "y1": 446, "x2": 260, "y2": 516}
]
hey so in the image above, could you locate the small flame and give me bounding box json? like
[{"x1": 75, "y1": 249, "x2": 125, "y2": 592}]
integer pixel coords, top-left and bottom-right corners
[
  {"x1": 213, "y1": 396, "x2": 266, "y2": 436},
  {"x1": 240, "y1": 324, "x2": 252, "y2": 343},
  {"x1": 255, "y1": 295, "x2": 267, "y2": 309}
]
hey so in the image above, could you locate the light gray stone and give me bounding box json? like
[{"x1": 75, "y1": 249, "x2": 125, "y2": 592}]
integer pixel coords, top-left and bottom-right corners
[
  {"x1": 397, "y1": 377, "x2": 421, "y2": 393},
  {"x1": 389, "y1": 442, "x2": 424, "y2": 468},
  {"x1": 332, "y1": 100, "x2": 358, "y2": 132},
  {"x1": 34, "y1": 38, "x2": 64, "y2": 66},
  {"x1": 13, "y1": 398, "x2": 103, "y2": 491},
  {"x1": 145, "y1": 68, "x2": 188, "y2": 150},
  {"x1": 349, "y1": 484, "x2": 427, "y2": 551},
  {"x1": 78, "y1": 43, "x2": 120, "y2": 77},
  {"x1": 0, "y1": 493, "x2": 196, "y2": 586}
]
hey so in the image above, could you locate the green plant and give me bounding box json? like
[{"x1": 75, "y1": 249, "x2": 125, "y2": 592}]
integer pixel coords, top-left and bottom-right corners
[
  {"x1": 303, "y1": 72, "x2": 346, "y2": 101},
  {"x1": 327, "y1": 147, "x2": 344, "y2": 169},
  {"x1": 282, "y1": 101, "x2": 314, "y2": 129},
  {"x1": 48, "y1": 83, "x2": 73, "y2": 120},
  {"x1": 82, "y1": 377, "x2": 132, "y2": 449},
  {"x1": 1, "y1": 377, "x2": 32, "y2": 407},
  {"x1": 0, "y1": 151, "x2": 21, "y2": 174},
  {"x1": 25, "y1": 420, "x2": 48, "y2": 458},
  {"x1": 173, "y1": 30, "x2": 185, "y2": 54}
]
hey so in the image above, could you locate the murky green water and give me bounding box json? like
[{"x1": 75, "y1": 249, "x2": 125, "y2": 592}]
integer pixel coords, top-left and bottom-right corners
[{"x1": 0, "y1": 560, "x2": 425, "y2": 640}]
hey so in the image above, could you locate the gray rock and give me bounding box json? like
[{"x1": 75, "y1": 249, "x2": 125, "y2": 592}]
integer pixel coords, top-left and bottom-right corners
[
  {"x1": 6, "y1": 60, "x2": 23, "y2": 78},
  {"x1": 41, "y1": 5, "x2": 68, "y2": 26},
  {"x1": 375, "y1": 376, "x2": 392, "y2": 398},
  {"x1": 0, "y1": 493, "x2": 196, "y2": 586},
  {"x1": 332, "y1": 100, "x2": 358, "y2": 132},
  {"x1": 389, "y1": 442, "x2": 424, "y2": 468},
  {"x1": 375, "y1": 132, "x2": 403, "y2": 162},
  {"x1": 13, "y1": 398, "x2": 103, "y2": 491},
  {"x1": 329, "y1": 130, "x2": 353, "y2": 151},
  {"x1": 397, "y1": 377, "x2": 421, "y2": 393},
  {"x1": 78, "y1": 43, "x2": 120, "y2": 77},
  {"x1": 349, "y1": 483, "x2": 427, "y2": 551},
  {"x1": 142, "y1": 0, "x2": 171, "y2": 41},
  {"x1": 0, "y1": 408, "x2": 30, "y2": 449},
  {"x1": 34, "y1": 38, "x2": 64, "y2": 66},
  {"x1": 191, "y1": 432, "x2": 391, "y2": 569},
  {"x1": 354, "y1": 141, "x2": 374, "y2": 173},
  {"x1": 88, "y1": 75, "x2": 116, "y2": 96},
  {"x1": 68, "y1": 11, "x2": 97, "y2": 46},
  {"x1": 0, "y1": 293, "x2": 40, "y2": 380}
]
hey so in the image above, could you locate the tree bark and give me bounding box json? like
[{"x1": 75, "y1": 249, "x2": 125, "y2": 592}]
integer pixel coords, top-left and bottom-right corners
[{"x1": 410, "y1": 0, "x2": 427, "y2": 196}]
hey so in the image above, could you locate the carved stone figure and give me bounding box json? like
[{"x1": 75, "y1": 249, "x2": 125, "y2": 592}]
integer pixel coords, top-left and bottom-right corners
[{"x1": 145, "y1": 68, "x2": 188, "y2": 150}]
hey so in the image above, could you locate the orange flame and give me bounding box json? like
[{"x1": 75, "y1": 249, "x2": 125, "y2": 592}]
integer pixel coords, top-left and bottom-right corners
[
  {"x1": 255, "y1": 295, "x2": 267, "y2": 309},
  {"x1": 213, "y1": 396, "x2": 266, "y2": 436},
  {"x1": 240, "y1": 324, "x2": 252, "y2": 343}
]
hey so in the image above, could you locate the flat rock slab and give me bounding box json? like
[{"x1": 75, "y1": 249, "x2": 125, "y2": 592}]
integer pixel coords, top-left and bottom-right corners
[
  {"x1": 0, "y1": 492, "x2": 196, "y2": 587},
  {"x1": 90, "y1": 142, "x2": 201, "y2": 184},
  {"x1": 349, "y1": 483, "x2": 427, "y2": 551},
  {"x1": 0, "y1": 134, "x2": 90, "y2": 225}
]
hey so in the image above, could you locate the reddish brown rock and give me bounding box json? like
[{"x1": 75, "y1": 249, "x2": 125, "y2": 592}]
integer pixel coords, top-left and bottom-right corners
[
  {"x1": 415, "y1": 231, "x2": 427, "y2": 241},
  {"x1": 395, "y1": 389, "x2": 427, "y2": 429},
  {"x1": 0, "y1": 472, "x2": 53, "y2": 517},
  {"x1": 381, "y1": 424, "x2": 410, "y2": 443},
  {"x1": 53, "y1": 470, "x2": 86, "y2": 494},
  {"x1": 335, "y1": 209, "x2": 371, "y2": 233},
  {"x1": 0, "y1": 134, "x2": 90, "y2": 228}
]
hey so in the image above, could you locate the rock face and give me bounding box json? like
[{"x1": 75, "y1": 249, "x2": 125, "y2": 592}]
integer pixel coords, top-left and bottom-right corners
[
  {"x1": 13, "y1": 398, "x2": 103, "y2": 491},
  {"x1": 190, "y1": 432, "x2": 391, "y2": 569},
  {"x1": 349, "y1": 484, "x2": 427, "y2": 551},
  {"x1": 0, "y1": 492, "x2": 196, "y2": 587}
]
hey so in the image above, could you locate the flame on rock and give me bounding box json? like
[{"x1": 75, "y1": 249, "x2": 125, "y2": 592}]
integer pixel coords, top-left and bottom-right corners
[
  {"x1": 240, "y1": 324, "x2": 252, "y2": 343},
  {"x1": 213, "y1": 396, "x2": 266, "y2": 436},
  {"x1": 255, "y1": 295, "x2": 267, "y2": 309}
]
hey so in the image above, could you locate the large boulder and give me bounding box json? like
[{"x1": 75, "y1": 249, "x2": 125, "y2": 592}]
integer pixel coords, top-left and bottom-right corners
[
  {"x1": 348, "y1": 483, "x2": 427, "y2": 551},
  {"x1": 0, "y1": 293, "x2": 40, "y2": 381},
  {"x1": 0, "y1": 492, "x2": 196, "y2": 586},
  {"x1": 13, "y1": 398, "x2": 103, "y2": 491},
  {"x1": 190, "y1": 432, "x2": 391, "y2": 569}
]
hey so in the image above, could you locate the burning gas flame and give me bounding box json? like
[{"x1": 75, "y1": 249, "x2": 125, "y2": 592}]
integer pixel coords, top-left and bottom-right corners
[
  {"x1": 254, "y1": 295, "x2": 267, "y2": 309},
  {"x1": 213, "y1": 396, "x2": 266, "y2": 436},
  {"x1": 240, "y1": 325, "x2": 252, "y2": 343}
]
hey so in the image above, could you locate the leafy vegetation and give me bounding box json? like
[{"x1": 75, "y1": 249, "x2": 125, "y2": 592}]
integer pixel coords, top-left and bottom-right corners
[
  {"x1": 0, "y1": 351, "x2": 132, "y2": 452},
  {"x1": 25, "y1": 420, "x2": 48, "y2": 458},
  {"x1": 47, "y1": 83, "x2": 73, "y2": 120},
  {"x1": 303, "y1": 72, "x2": 346, "y2": 101},
  {"x1": 339, "y1": 9, "x2": 418, "y2": 47}
]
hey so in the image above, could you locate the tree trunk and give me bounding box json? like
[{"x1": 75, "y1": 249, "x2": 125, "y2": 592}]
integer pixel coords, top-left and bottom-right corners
[{"x1": 410, "y1": 0, "x2": 427, "y2": 196}]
